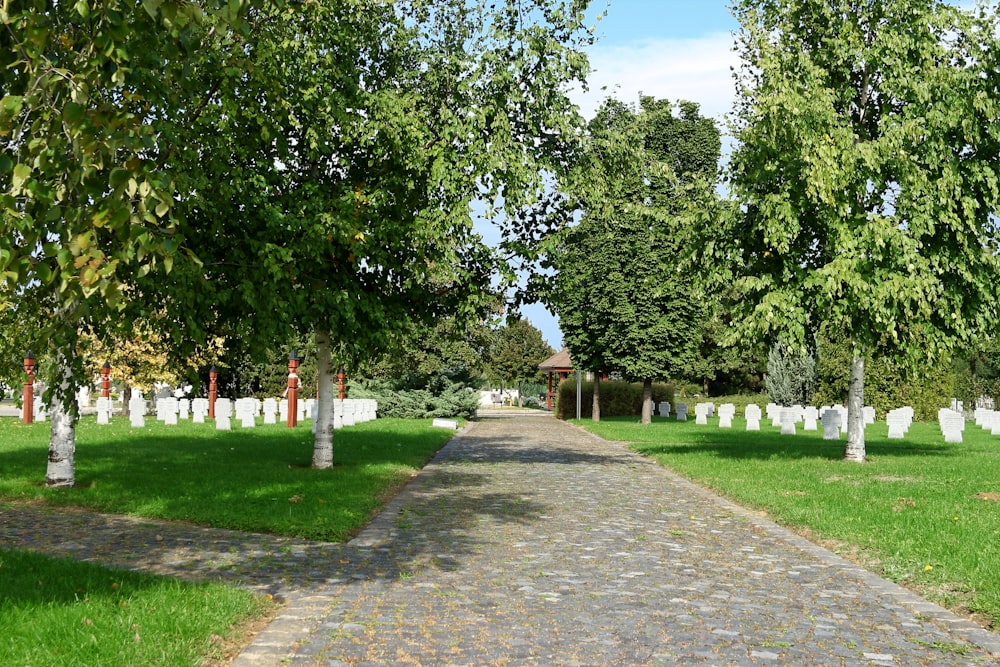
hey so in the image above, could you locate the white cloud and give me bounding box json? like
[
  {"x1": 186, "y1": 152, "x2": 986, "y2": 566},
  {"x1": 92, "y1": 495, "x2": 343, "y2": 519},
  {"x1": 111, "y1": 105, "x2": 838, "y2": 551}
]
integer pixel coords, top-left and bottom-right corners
[{"x1": 573, "y1": 32, "x2": 740, "y2": 125}]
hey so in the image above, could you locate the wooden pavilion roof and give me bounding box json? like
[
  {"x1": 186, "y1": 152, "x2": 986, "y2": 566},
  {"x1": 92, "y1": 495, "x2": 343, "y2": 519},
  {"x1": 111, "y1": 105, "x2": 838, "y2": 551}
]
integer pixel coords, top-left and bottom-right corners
[{"x1": 538, "y1": 348, "x2": 573, "y2": 372}]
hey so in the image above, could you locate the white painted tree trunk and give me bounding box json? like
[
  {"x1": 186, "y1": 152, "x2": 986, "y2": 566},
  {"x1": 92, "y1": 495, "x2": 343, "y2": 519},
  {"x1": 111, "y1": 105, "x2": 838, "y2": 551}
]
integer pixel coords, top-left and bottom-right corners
[
  {"x1": 640, "y1": 378, "x2": 653, "y2": 425},
  {"x1": 312, "y1": 328, "x2": 335, "y2": 469},
  {"x1": 844, "y1": 354, "x2": 866, "y2": 462},
  {"x1": 592, "y1": 374, "x2": 601, "y2": 422},
  {"x1": 46, "y1": 347, "x2": 78, "y2": 488}
]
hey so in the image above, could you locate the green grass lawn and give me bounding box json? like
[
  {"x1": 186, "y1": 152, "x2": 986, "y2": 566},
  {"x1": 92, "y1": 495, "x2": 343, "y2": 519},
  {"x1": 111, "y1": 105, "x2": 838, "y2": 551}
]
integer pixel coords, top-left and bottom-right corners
[
  {"x1": 0, "y1": 548, "x2": 274, "y2": 667},
  {"x1": 574, "y1": 415, "x2": 1000, "y2": 631},
  {"x1": 0, "y1": 416, "x2": 457, "y2": 541},
  {"x1": 0, "y1": 415, "x2": 458, "y2": 665}
]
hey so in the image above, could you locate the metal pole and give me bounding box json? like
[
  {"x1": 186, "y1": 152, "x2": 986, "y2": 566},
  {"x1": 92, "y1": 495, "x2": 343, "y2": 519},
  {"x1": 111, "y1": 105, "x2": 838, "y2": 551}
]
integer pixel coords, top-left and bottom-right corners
[{"x1": 576, "y1": 370, "x2": 582, "y2": 420}]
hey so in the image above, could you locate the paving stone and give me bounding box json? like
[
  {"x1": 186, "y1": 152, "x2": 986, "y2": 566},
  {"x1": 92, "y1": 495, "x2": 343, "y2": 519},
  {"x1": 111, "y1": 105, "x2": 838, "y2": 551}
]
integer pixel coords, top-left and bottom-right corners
[{"x1": 1, "y1": 416, "x2": 998, "y2": 666}]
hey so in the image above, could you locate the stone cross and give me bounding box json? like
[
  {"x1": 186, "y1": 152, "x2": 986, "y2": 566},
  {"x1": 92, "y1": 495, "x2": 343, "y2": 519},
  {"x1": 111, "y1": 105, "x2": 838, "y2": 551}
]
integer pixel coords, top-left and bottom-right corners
[
  {"x1": 779, "y1": 408, "x2": 797, "y2": 435},
  {"x1": 694, "y1": 402, "x2": 710, "y2": 425},
  {"x1": 821, "y1": 409, "x2": 841, "y2": 440},
  {"x1": 718, "y1": 403, "x2": 736, "y2": 429}
]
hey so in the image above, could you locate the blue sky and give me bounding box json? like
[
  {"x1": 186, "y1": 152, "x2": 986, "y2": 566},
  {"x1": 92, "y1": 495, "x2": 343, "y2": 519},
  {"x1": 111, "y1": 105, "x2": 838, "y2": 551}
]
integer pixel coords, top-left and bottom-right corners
[{"x1": 519, "y1": 1, "x2": 740, "y2": 349}]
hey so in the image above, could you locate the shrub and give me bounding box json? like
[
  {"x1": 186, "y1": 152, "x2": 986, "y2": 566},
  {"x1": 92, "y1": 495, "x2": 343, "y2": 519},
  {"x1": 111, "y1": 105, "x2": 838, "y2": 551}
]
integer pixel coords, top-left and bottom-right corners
[
  {"x1": 556, "y1": 380, "x2": 676, "y2": 419},
  {"x1": 350, "y1": 374, "x2": 479, "y2": 420}
]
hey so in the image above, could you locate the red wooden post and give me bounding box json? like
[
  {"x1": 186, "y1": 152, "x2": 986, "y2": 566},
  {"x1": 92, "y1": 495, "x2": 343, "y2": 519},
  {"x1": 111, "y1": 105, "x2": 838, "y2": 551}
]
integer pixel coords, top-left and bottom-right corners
[
  {"x1": 208, "y1": 366, "x2": 218, "y2": 419},
  {"x1": 287, "y1": 351, "x2": 300, "y2": 427},
  {"x1": 101, "y1": 361, "x2": 111, "y2": 398},
  {"x1": 22, "y1": 351, "x2": 35, "y2": 425},
  {"x1": 337, "y1": 365, "x2": 346, "y2": 400}
]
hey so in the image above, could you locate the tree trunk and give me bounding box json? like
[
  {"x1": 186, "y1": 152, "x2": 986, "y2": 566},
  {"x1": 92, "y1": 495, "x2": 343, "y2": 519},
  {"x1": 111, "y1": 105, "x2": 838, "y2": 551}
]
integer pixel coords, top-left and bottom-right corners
[
  {"x1": 844, "y1": 353, "x2": 866, "y2": 462},
  {"x1": 518, "y1": 381, "x2": 523, "y2": 408},
  {"x1": 46, "y1": 346, "x2": 78, "y2": 488},
  {"x1": 592, "y1": 373, "x2": 601, "y2": 422},
  {"x1": 641, "y1": 378, "x2": 653, "y2": 425},
  {"x1": 121, "y1": 382, "x2": 132, "y2": 418},
  {"x1": 312, "y1": 327, "x2": 335, "y2": 469}
]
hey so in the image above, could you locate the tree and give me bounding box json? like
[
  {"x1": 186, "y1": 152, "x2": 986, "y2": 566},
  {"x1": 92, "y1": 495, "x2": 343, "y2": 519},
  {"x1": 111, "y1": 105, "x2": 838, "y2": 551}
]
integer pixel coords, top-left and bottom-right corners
[
  {"x1": 158, "y1": 0, "x2": 595, "y2": 468},
  {"x1": 1, "y1": 1, "x2": 245, "y2": 486},
  {"x1": 544, "y1": 96, "x2": 720, "y2": 423},
  {"x1": 709, "y1": 0, "x2": 1000, "y2": 460},
  {"x1": 4, "y1": 0, "x2": 595, "y2": 483},
  {"x1": 765, "y1": 340, "x2": 817, "y2": 406},
  {"x1": 486, "y1": 318, "x2": 553, "y2": 406}
]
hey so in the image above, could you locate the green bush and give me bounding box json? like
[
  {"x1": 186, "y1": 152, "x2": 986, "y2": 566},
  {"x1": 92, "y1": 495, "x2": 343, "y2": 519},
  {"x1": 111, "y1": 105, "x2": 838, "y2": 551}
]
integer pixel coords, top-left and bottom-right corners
[
  {"x1": 556, "y1": 380, "x2": 676, "y2": 419},
  {"x1": 350, "y1": 374, "x2": 479, "y2": 420}
]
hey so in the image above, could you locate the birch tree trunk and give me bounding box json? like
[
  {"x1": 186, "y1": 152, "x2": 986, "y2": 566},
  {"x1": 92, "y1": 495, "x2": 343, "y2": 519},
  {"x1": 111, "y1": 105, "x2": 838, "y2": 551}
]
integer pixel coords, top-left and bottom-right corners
[
  {"x1": 46, "y1": 346, "x2": 79, "y2": 488},
  {"x1": 843, "y1": 354, "x2": 866, "y2": 462},
  {"x1": 312, "y1": 327, "x2": 335, "y2": 469},
  {"x1": 592, "y1": 373, "x2": 601, "y2": 422},
  {"x1": 640, "y1": 378, "x2": 653, "y2": 425}
]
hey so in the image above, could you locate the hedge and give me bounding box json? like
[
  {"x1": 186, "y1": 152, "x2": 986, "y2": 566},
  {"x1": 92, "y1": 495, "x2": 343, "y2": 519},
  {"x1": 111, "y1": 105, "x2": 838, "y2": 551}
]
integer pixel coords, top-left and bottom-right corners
[{"x1": 556, "y1": 380, "x2": 676, "y2": 419}]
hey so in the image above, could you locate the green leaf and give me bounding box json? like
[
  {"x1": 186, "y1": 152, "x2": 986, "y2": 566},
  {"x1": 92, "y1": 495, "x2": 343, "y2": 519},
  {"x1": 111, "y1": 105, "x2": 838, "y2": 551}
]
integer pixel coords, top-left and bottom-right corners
[
  {"x1": 62, "y1": 101, "x2": 85, "y2": 124},
  {"x1": 110, "y1": 168, "x2": 130, "y2": 187},
  {"x1": 12, "y1": 164, "x2": 30, "y2": 192}
]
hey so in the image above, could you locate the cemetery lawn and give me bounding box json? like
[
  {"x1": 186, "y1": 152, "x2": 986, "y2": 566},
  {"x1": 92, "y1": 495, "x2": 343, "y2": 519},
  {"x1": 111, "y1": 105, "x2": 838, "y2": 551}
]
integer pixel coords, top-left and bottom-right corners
[
  {"x1": 575, "y1": 416, "x2": 1000, "y2": 632},
  {"x1": 0, "y1": 547, "x2": 275, "y2": 666},
  {"x1": 0, "y1": 417, "x2": 457, "y2": 542}
]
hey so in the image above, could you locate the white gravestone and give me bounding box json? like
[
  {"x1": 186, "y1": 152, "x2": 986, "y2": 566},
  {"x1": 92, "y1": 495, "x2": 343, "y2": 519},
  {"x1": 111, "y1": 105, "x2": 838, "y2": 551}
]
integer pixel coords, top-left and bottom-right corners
[
  {"x1": 821, "y1": 409, "x2": 841, "y2": 440},
  {"x1": 177, "y1": 398, "x2": 190, "y2": 419},
  {"x1": 161, "y1": 397, "x2": 179, "y2": 425},
  {"x1": 718, "y1": 403, "x2": 736, "y2": 429},
  {"x1": 263, "y1": 398, "x2": 278, "y2": 424},
  {"x1": 886, "y1": 413, "x2": 907, "y2": 439},
  {"x1": 215, "y1": 397, "x2": 233, "y2": 419},
  {"x1": 803, "y1": 406, "x2": 819, "y2": 431},
  {"x1": 333, "y1": 399, "x2": 344, "y2": 430},
  {"x1": 129, "y1": 393, "x2": 146, "y2": 428},
  {"x1": 745, "y1": 404, "x2": 761, "y2": 431},
  {"x1": 675, "y1": 402, "x2": 688, "y2": 421},
  {"x1": 780, "y1": 408, "x2": 797, "y2": 435},
  {"x1": 939, "y1": 409, "x2": 964, "y2": 443},
  {"x1": 191, "y1": 398, "x2": 208, "y2": 423},
  {"x1": 863, "y1": 406, "x2": 876, "y2": 425},
  {"x1": 342, "y1": 400, "x2": 356, "y2": 427},
  {"x1": 694, "y1": 402, "x2": 709, "y2": 425},
  {"x1": 96, "y1": 396, "x2": 113, "y2": 424},
  {"x1": 658, "y1": 401, "x2": 671, "y2": 418}
]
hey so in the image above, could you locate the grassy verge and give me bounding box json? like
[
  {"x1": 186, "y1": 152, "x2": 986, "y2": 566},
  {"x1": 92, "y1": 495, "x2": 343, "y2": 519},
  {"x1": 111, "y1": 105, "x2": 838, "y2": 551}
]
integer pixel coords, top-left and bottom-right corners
[
  {"x1": 574, "y1": 415, "x2": 1000, "y2": 630},
  {"x1": 0, "y1": 548, "x2": 275, "y2": 667},
  {"x1": 0, "y1": 416, "x2": 458, "y2": 541}
]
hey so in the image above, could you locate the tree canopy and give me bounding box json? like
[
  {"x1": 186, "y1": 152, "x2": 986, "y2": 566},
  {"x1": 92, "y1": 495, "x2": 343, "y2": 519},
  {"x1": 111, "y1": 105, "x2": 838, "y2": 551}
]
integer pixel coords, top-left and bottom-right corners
[
  {"x1": 1, "y1": 0, "x2": 596, "y2": 483},
  {"x1": 543, "y1": 96, "x2": 720, "y2": 422},
  {"x1": 706, "y1": 0, "x2": 1000, "y2": 459}
]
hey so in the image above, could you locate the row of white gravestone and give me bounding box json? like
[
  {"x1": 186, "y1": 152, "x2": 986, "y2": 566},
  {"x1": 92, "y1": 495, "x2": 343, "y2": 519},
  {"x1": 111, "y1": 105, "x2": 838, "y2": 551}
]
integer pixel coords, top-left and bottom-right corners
[
  {"x1": 939, "y1": 408, "x2": 965, "y2": 443},
  {"x1": 657, "y1": 401, "x2": 692, "y2": 420},
  {"x1": 973, "y1": 407, "x2": 1000, "y2": 437},
  {"x1": 123, "y1": 392, "x2": 377, "y2": 430},
  {"x1": 674, "y1": 400, "x2": 920, "y2": 442}
]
